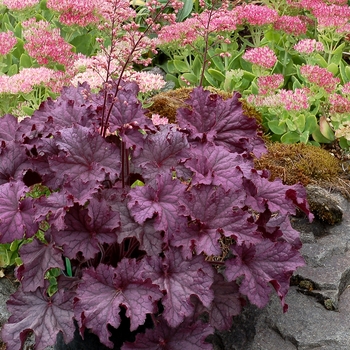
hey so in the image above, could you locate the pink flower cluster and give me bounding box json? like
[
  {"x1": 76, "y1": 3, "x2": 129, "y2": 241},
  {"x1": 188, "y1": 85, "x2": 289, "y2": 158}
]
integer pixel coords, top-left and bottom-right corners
[
  {"x1": 0, "y1": 67, "x2": 56, "y2": 94},
  {"x1": 157, "y1": 8, "x2": 239, "y2": 46},
  {"x1": 311, "y1": 3, "x2": 350, "y2": 29},
  {"x1": 151, "y1": 114, "x2": 169, "y2": 126},
  {"x1": 342, "y1": 82, "x2": 350, "y2": 95},
  {"x1": 329, "y1": 94, "x2": 350, "y2": 114},
  {"x1": 46, "y1": 0, "x2": 133, "y2": 26},
  {"x1": 257, "y1": 74, "x2": 284, "y2": 95},
  {"x1": 236, "y1": 4, "x2": 279, "y2": 26},
  {"x1": 22, "y1": 19, "x2": 76, "y2": 67},
  {"x1": 122, "y1": 71, "x2": 166, "y2": 93},
  {"x1": 273, "y1": 15, "x2": 308, "y2": 36},
  {"x1": 2, "y1": 0, "x2": 39, "y2": 10},
  {"x1": 300, "y1": 65, "x2": 340, "y2": 93},
  {"x1": 294, "y1": 39, "x2": 324, "y2": 54},
  {"x1": 0, "y1": 31, "x2": 17, "y2": 55},
  {"x1": 242, "y1": 47, "x2": 277, "y2": 69},
  {"x1": 247, "y1": 88, "x2": 310, "y2": 111}
]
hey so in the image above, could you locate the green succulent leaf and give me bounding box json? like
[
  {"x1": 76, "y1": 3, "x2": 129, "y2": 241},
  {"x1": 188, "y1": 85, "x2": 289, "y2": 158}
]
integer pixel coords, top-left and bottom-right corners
[
  {"x1": 281, "y1": 131, "x2": 300, "y2": 144},
  {"x1": 268, "y1": 120, "x2": 287, "y2": 135}
]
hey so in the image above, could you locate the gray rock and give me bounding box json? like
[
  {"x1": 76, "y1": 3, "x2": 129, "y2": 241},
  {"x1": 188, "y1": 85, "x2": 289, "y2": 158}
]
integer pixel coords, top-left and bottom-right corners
[{"x1": 212, "y1": 189, "x2": 350, "y2": 349}]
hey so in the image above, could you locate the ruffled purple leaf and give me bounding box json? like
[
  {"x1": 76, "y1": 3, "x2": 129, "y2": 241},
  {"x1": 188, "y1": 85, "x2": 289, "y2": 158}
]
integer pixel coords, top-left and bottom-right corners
[
  {"x1": 0, "y1": 114, "x2": 19, "y2": 141},
  {"x1": 50, "y1": 125, "x2": 121, "y2": 184},
  {"x1": 53, "y1": 196, "x2": 120, "y2": 260},
  {"x1": 191, "y1": 273, "x2": 242, "y2": 331},
  {"x1": 122, "y1": 317, "x2": 214, "y2": 350},
  {"x1": 132, "y1": 124, "x2": 190, "y2": 180},
  {"x1": 179, "y1": 185, "x2": 259, "y2": 255},
  {"x1": 2, "y1": 284, "x2": 75, "y2": 350},
  {"x1": 100, "y1": 81, "x2": 155, "y2": 149},
  {"x1": 127, "y1": 173, "x2": 187, "y2": 232},
  {"x1": 63, "y1": 178, "x2": 99, "y2": 205},
  {"x1": 34, "y1": 190, "x2": 75, "y2": 230},
  {"x1": 75, "y1": 260, "x2": 162, "y2": 348},
  {"x1": 225, "y1": 240, "x2": 305, "y2": 311},
  {"x1": 0, "y1": 181, "x2": 38, "y2": 243},
  {"x1": 184, "y1": 143, "x2": 244, "y2": 191},
  {"x1": 17, "y1": 237, "x2": 64, "y2": 292},
  {"x1": 0, "y1": 141, "x2": 29, "y2": 185},
  {"x1": 176, "y1": 87, "x2": 266, "y2": 156},
  {"x1": 142, "y1": 249, "x2": 214, "y2": 327},
  {"x1": 244, "y1": 170, "x2": 313, "y2": 219}
]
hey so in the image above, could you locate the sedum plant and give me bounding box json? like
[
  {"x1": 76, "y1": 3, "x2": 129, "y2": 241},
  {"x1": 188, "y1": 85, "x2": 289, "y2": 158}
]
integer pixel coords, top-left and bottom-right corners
[{"x1": 0, "y1": 81, "x2": 312, "y2": 349}]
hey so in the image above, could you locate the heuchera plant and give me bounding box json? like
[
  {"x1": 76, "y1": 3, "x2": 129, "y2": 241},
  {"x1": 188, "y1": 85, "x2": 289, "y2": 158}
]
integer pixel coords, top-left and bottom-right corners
[{"x1": 0, "y1": 81, "x2": 312, "y2": 349}]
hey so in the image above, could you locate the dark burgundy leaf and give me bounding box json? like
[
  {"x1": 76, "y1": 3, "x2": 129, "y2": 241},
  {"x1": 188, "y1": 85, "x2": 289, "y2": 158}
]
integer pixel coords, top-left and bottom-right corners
[
  {"x1": 2, "y1": 284, "x2": 75, "y2": 350},
  {"x1": 142, "y1": 249, "x2": 214, "y2": 327},
  {"x1": 127, "y1": 173, "x2": 187, "y2": 232},
  {"x1": 75, "y1": 260, "x2": 162, "y2": 348},
  {"x1": 176, "y1": 87, "x2": 266, "y2": 156},
  {"x1": 63, "y1": 178, "x2": 99, "y2": 205},
  {"x1": 0, "y1": 181, "x2": 38, "y2": 243},
  {"x1": 50, "y1": 125, "x2": 121, "y2": 184},
  {"x1": 34, "y1": 190, "x2": 75, "y2": 230},
  {"x1": 244, "y1": 170, "x2": 312, "y2": 218},
  {"x1": 132, "y1": 125, "x2": 190, "y2": 180},
  {"x1": 101, "y1": 81, "x2": 155, "y2": 149},
  {"x1": 53, "y1": 196, "x2": 120, "y2": 259},
  {"x1": 191, "y1": 273, "x2": 242, "y2": 331},
  {"x1": 122, "y1": 317, "x2": 214, "y2": 350},
  {"x1": 0, "y1": 114, "x2": 19, "y2": 141},
  {"x1": 179, "y1": 185, "x2": 259, "y2": 255},
  {"x1": 0, "y1": 141, "x2": 29, "y2": 185},
  {"x1": 225, "y1": 240, "x2": 304, "y2": 310},
  {"x1": 17, "y1": 237, "x2": 64, "y2": 292},
  {"x1": 184, "y1": 143, "x2": 244, "y2": 191}
]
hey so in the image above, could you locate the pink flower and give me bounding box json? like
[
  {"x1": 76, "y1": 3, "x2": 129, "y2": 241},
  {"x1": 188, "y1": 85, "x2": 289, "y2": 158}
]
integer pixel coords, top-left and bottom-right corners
[
  {"x1": 329, "y1": 94, "x2": 350, "y2": 113},
  {"x1": 311, "y1": 3, "x2": 350, "y2": 29},
  {"x1": 236, "y1": 4, "x2": 278, "y2": 26},
  {"x1": 294, "y1": 39, "x2": 324, "y2": 54},
  {"x1": 300, "y1": 65, "x2": 340, "y2": 93},
  {"x1": 0, "y1": 31, "x2": 17, "y2": 55},
  {"x1": 125, "y1": 71, "x2": 166, "y2": 93},
  {"x1": 247, "y1": 88, "x2": 310, "y2": 111},
  {"x1": 22, "y1": 18, "x2": 77, "y2": 67},
  {"x1": 0, "y1": 67, "x2": 56, "y2": 94},
  {"x1": 242, "y1": 47, "x2": 277, "y2": 69},
  {"x1": 2, "y1": 0, "x2": 39, "y2": 9},
  {"x1": 342, "y1": 82, "x2": 350, "y2": 95},
  {"x1": 151, "y1": 114, "x2": 169, "y2": 126},
  {"x1": 273, "y1": 15, "x2": 308, "y2": 36},
  {"x1": 257, "y1": 74, "x2": 284, "y2": 95}
]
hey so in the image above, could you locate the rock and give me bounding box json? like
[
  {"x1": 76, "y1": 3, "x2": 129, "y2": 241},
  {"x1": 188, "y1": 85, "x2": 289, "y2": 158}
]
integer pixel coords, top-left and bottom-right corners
[
  {"x1": 306, "y1": 185, "x2": 343, "y2": 225},
  {"x1": 210, "y1": 189, "x2": 350, "y2": 350}
]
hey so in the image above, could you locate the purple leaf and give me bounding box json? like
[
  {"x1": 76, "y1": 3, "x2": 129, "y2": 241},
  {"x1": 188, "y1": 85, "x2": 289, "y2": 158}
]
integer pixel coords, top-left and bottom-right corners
[
  {"x1": 75, "y1": 260, "x2": 162, "y2": 348},
  {"x1": 142, "y1": 249, "x2": 214, "y2": 327},
  {"x1": 127, "y1": 173, "x2": 187, "y2": 232},
  {"x1": 50, "y1": 125, "x2": 121, "y2": 184},
  {"x1": 244, "y1": 170, "x2": 312, "y2": 218},
  {"x1": 34, "y1": 191, "x2": 75, "y2": 230},
  {"x1": 63, "y1": 178, "x2": 99, "y2": 205},
  {"x1": 0, "y1": 182, "x2": 38, "y2": 243},
  {"x1": 0, "y1": 141, "x2": 29, "y2": 185},
  {"x1": 2, "y1": 284, "x2": 75, "y2": 350},
  {"x1": 179, "y1": 185, "x2": 259, "y2": 255},
  {"x1": 122, "y1": 317, "x2": 214, "y2": 350},
  {"x1": 184, "y1": 143, "x2": 244, "y2": 191},
  {"x1": 0, "y1": 114, "x2": 19, "y2": 141},
  {"x1": 103, "y1": 189, "x2": 164, "y2": 255},
  {"x1": 192, "y1": 273, "x2": 242, "y2": 331},
  {"x1": 176, "y1": 87, "x2": 266, "y2": 156},
  {"x1": 53, "y1": 196, "x2": 120, "y2": 259},
  {"x1": 132, "y1": 125, "x2": 190, "y2": 180},
  {"x1": 17, "y1": 237, "x2": 64, "y2": 292},
  {"x1": 225, "y1": 240, "x2": 304, "y2": 311},
  {"x1": 100, "y1": 81, "x2": 155, "y2": 149}
]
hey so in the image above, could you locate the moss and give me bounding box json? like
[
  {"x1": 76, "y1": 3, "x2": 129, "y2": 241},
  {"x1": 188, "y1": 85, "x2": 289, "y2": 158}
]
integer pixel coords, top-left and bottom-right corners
[
  {"x1": 148, "y1": 87, "x2": 264, "y2": 126},
  {"x1": 254, "y1": 142, "x2": 342, "y2": 186}
]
